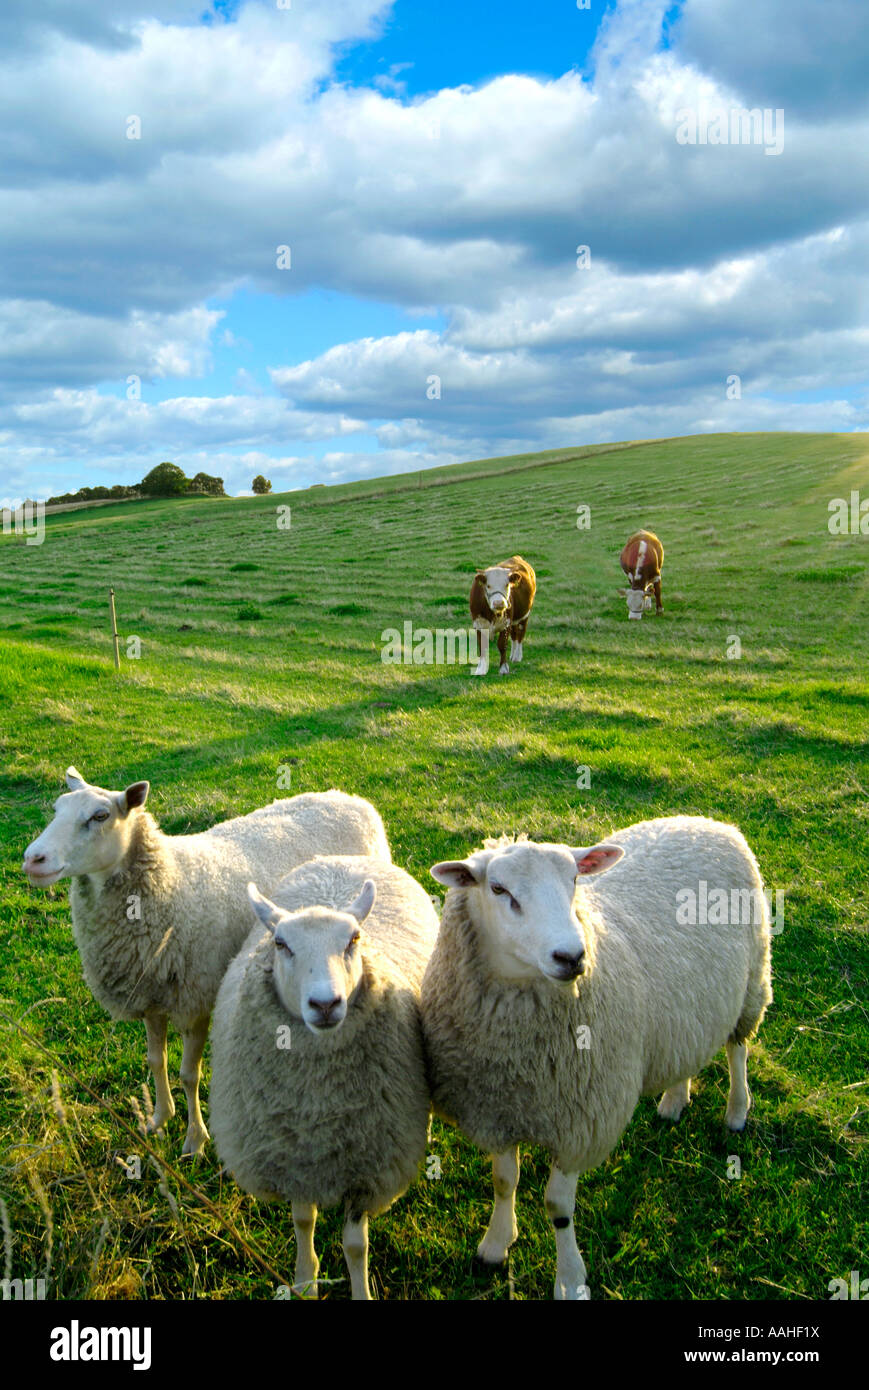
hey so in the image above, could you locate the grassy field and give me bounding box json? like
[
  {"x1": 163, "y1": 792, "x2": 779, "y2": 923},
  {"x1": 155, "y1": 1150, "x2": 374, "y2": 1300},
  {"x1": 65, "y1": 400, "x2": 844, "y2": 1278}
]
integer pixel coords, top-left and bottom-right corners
[{"x1": 0, "y1": 431, "x2": 866, "y2": 1301}]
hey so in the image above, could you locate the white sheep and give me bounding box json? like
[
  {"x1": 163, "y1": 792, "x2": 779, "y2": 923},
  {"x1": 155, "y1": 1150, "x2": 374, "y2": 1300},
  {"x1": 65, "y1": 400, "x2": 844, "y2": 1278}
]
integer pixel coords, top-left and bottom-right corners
[
  {"x1": 421, "y1": 815, "x2": 773, "y2": 1299},
  {"x1": 22, "y1": 768, "x2": 391, "y2": 1156},
  {"x1": 209, "y1": 855, "x2": 439, "y2": 1299}
]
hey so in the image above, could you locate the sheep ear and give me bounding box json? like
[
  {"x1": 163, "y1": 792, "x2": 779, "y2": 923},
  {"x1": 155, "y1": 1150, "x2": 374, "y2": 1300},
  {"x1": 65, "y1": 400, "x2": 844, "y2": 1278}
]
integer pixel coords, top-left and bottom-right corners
[
  {"x1": 572, "y1": 844, "x2": 625, "y2": 876},
  {"x1": 349, "y1": 879, "x2": 376, "y2": 924},
  {"x1": 122, "y1": 781, "x2": 149, "y2": 812},
  {"x1": 65, "y1": 766, "x2": 87, "y2": 790},
  {"x1": 430, "y1": 860, "x2": 479, "y2": 888},
  {"x1": 247, "y1": 882, "x2": 283, "y2": 934}
]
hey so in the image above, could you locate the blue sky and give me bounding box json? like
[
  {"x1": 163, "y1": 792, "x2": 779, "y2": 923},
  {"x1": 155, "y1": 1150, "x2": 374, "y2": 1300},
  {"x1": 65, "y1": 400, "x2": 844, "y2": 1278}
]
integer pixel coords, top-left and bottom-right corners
[
  {"x1": 0, "y1": 0, "x2": 867, "y2": 500},
  {"x1": 331, "y1": 0, "x2": 601, "y2": 93}
]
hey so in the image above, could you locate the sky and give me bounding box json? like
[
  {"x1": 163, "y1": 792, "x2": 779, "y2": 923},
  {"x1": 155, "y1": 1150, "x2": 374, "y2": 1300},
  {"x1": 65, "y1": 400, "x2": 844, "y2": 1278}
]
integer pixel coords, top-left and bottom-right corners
[{"x1": 1, "y1": 0, "x2": 868, "y2": 500}]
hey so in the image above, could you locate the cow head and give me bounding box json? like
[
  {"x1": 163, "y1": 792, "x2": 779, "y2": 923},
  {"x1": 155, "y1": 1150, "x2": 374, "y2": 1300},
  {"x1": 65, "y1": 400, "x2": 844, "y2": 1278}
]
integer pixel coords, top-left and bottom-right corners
[
  {"x1": 475, "y1": 566, "x2": 521, "y2": 617},
  {"x1": 618, "y1": 586, "x2": 652, "y2": 620}
]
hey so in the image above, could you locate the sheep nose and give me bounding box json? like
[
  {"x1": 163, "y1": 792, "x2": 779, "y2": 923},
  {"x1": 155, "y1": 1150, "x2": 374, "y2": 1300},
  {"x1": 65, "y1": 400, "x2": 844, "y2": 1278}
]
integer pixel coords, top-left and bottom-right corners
[
  {"x1": 24, "y1": 851, "x2": 45, "y2": 867},
  {"x1": 551, "y1": 950, "x2": 584, "y2": 979},
  {"x1": 309, "y1": 996, "x2": 342, "y2": 1025}
]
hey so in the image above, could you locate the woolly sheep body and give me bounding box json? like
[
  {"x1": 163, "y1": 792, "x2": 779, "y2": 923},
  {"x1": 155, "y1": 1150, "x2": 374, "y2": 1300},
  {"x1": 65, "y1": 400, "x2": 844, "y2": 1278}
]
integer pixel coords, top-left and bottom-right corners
[
  {"x1": 209, "y1": 855, "x2": 439, "y2": 1299},
  {"x1": 70, "y1": 794, "x2": 391, "y2": 1029},
  {"x1": 26, "y1": 772, "x2": 390, "y2": 1156},
  {"x1": 421, "y1": 815, "x2": 772, "y2": 1297}
]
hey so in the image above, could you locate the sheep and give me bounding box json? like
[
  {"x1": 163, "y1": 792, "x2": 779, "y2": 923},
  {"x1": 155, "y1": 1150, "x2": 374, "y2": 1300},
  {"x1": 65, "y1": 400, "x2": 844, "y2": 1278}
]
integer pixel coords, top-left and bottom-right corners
[
  {"x1": 420, "y1": 815, "x2": 773, "y2": 1299},
  {"x1": 22, "y1": 768, "x2": 391, "y2": 1156},
  {"x1": 208, "y1": 855, "x2": 439, "y2": 1299}
]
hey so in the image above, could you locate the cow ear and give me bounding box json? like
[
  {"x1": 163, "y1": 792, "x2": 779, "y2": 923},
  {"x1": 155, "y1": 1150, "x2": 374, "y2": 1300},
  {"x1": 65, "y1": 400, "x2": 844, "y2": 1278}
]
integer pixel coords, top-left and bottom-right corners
[
  {"x1": 474, "y1": 571, "x2": 487, "y2": 585},
  {"x1": 509, "y1": 571, "x2": 521, "y2": 584}
]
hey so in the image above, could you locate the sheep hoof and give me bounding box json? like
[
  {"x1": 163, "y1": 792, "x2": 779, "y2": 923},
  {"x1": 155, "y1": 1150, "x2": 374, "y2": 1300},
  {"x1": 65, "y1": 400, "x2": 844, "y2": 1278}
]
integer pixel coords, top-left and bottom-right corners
[
  {"x1": 472, "y1": 1251, "x2": 509, "y2": 1274},
  {"x1": 555, "y1": 1278, "x2": 591, "y2": 1301},
  {"x1": 181, "y1": 1125, "x2": 210, "y2": 1157},
  {"x1": 657, "y1": 1086, "x2": 690, "y2": 1122},
  {"x1": 725, "y1": 1101, "x2": 750, "y2": 1132},
  {"x1": 146, "y1": 1108, "x2": 174, "y2": 1134},
  {"x1": 292, "y1": 1280, "x2": 319, "y2": 1300},
  {"x1": 476, "y1": 1229, "x2": 516, "y2": 1266}
]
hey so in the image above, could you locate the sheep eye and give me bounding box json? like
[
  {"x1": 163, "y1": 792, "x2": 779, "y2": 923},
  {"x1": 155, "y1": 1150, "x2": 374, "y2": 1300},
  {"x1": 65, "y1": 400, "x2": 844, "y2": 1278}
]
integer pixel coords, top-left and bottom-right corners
[
  {"x1": 345, "y1": 933, "x2": 360, "y2": 955},
  {"x1": 275, "y1": 939, "x2": 293, "y2": 957},
  {"x1": 490, "y1": 883, "x2": 506, "y2": 896},
  {"x1": 90, "y1": 811, "x2": 109, "y2": 824}
]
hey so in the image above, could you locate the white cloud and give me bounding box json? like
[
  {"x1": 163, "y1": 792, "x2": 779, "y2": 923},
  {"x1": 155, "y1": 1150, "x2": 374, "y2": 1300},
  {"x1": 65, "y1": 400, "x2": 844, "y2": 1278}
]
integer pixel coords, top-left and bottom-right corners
[{"x1": 1, "y1": 0, "x2": 868, "y2": 489}]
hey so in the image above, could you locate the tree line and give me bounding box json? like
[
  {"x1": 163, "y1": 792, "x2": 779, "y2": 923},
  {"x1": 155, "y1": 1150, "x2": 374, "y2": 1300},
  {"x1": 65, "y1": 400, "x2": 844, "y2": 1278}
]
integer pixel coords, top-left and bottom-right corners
[{"x1": 47, "y1": 463, "x2": 273, "y2": 506}]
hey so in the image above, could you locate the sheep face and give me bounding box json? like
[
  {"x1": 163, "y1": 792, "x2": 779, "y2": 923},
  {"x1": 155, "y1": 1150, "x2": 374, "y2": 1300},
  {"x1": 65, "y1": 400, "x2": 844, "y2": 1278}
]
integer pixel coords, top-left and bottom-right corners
[
  {"x1": 247, "y1": 880, "x2": 376, "y2": 1035},
  {"x1": 431, "y1": 841, "x2": 624, "y2": 986},
  {"x1": 22, "y1": 766, "x2": 150, "y2": 886}
]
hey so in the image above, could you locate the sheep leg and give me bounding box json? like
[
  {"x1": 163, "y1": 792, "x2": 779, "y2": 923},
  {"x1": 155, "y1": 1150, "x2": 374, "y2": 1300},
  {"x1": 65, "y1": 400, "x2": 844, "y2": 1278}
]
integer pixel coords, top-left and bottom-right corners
[
  {"x1": 143, "y1": 1011, "x2": 175, "y2": 1133},
  {"x1": 342, "y1": 1212, "x2": 371, "y2": 1301},
  {"x1": 657, "y1": 1077, "x2": 692, "y2": 1121},
  {"x1": 725, "y1": 1040, "x2": 751, "y2": 1131},
  {"x1": 477, "y1": 1147, "x2": 520, "y2": 1265},
  {"x1": 545, "y1": 1164, "x2": 588, "y2": 1301},
  {"x1": 179, "y1": 1016, "x2": 211, "y2": 1156},
  {"x1": 291, "y1": 1202, "x2": 320, "y2": 1298}
]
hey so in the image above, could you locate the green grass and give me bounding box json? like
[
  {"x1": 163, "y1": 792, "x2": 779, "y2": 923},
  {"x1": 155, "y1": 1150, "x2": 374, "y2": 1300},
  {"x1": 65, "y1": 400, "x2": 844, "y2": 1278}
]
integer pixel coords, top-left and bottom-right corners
[{"x1": 0, "y1": 431, "x2": 866, "y2": 1301}]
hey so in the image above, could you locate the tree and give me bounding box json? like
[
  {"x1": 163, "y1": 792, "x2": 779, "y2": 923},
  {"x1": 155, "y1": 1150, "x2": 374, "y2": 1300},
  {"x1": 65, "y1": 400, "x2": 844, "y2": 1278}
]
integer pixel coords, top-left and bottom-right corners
[
  {"x1": 189, "y1": 471, "x2": 226, "y2": 496},
  {"x1": 140, "y1": 462, "x2": 188, "y2": 496},
  {"x1": 251, "y1": 475, "x2": 272, "y2": 495}
]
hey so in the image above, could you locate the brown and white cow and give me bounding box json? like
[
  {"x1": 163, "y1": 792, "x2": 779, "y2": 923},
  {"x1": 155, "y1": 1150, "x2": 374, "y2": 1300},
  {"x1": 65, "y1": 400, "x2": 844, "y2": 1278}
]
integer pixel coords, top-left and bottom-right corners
[
  {"x1": 619, "y1": 530, "x2": 664, "y2": 619},
  {"x1": 470, "y1": 555, "x2": 537, "y2": 676}
]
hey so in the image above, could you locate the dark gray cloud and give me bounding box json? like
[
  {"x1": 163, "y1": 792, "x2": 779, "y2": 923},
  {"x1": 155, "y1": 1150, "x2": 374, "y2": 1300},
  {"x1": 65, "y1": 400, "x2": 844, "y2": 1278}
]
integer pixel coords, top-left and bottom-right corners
[{"x1": 675, "y1": 0, "x2": 869, "y2": 119}]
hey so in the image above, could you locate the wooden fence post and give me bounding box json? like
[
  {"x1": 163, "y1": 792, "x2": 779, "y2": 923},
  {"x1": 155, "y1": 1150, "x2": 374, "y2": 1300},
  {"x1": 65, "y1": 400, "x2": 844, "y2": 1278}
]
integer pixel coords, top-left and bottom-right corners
[{"x1": 109, "y1": 588, "x2": 121, "y2": 671}]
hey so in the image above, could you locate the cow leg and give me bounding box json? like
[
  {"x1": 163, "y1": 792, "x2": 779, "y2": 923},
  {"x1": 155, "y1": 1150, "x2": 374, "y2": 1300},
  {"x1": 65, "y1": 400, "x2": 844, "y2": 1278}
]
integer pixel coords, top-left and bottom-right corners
[
  {"x1": 473, "y1": 625, "x2": 489, "y2": 677},
  {"x1": 654, "y1": 578, "x2": 663, "y2": 614},
  {"x1": 497, "y1": 630, "x2": 510, "y2": 675},
  {"x1": 511, "y1": 619, "x2": 527, "y2": 663}
]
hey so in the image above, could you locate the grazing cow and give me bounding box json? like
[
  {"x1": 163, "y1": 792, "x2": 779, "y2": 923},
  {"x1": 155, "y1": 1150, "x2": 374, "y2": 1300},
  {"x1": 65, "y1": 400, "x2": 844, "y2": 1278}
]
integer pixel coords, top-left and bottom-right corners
[
  {"x1": 619, "y1": 531, "x2": 664, "y2": 619},
  {"x1": 470, "y1": 555, "x2": 536, "y2": 676}
]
